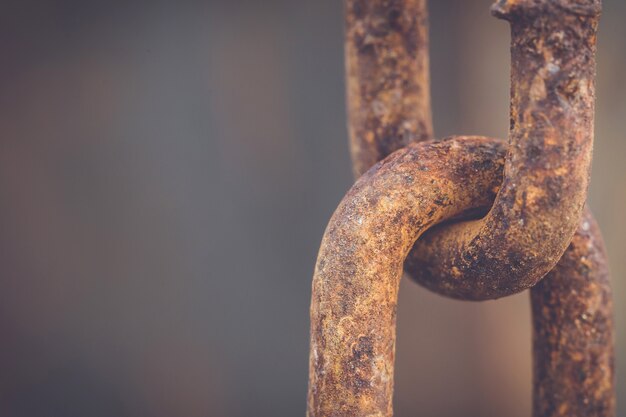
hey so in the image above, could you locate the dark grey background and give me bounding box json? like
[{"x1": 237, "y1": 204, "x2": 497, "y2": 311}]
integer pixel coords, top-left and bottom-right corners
[{"x1": 1, "y1": 1, "x2": 624, "y2": 416}]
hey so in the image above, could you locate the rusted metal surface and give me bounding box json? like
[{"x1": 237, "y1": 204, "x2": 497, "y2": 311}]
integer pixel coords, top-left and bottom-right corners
[
  {"x1": 346, "y1": 0, "x2": 433, "y2": 178},
  {"x1": 531, "y1": 207, "x2": 615, "y2": 417},
  {"x1": 308, "y1": 136, "x2": 506, "y2": 416},
  {"x1": 347, "y1": 0, "x2": 603, "y2": 301},
  {"x1": 403, "y1": 0, "x2": 600, "y2": 300},
  {"x1": 308, "y1": 0, "x2": 615, "y2": 415},
  {"x1": 307, "y1": 149, "x2": 614, "y2": 416}
]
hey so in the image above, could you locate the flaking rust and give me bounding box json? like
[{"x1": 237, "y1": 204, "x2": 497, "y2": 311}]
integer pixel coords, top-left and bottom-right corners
[
  {"x1": 308, "y1": 137, "x2": 507, "y2": 416},
  {"x1": 345, "y1": 0, "x2": 433, "y2": 177},
  {"x1": 308, "y1": 0, "x2": 615, "y2": 416},
  {"x1": 405, "y1": 0, "x2": 600, "y2": 300},
  {"x1": 532, "y1": 208, "x2": 615, "y2": 417}
]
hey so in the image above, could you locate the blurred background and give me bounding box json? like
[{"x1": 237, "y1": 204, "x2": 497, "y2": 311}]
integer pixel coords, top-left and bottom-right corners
[{"x1": 0, "y1": 1, "x2": 624, "y2": 416}]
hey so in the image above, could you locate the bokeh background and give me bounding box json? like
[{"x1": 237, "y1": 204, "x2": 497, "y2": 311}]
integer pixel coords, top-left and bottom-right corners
[{"x1": 1, "y1": 1, "x2": 624, "y2": 416}]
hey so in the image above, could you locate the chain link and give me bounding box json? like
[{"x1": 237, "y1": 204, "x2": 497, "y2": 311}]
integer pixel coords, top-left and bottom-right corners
[{"x1": 307, "y1": 0, "x2": 615, "y2": 416}]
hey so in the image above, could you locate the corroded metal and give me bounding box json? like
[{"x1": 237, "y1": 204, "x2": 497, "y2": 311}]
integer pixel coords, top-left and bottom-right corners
[
  {"x1": 307, "y1": 147, "x2": 614, "y2": 416},
  {"x1": 403, "y1": 0, "x2": 600, "y2": 300},
  {"x1": 308, "y1": 136, "x2": 506, "y2": 416},
  {"x1": 307, "y1": 0, "x2": 615, "y2": 416},
  {"x1": 346, "y1": 0, "x2": 433, "y2": 178},
  {"x1": 531, "y1": 208, "x2": 615, "y2": 417},
  {"x1": 347, "y1": 0, "x2": 604, "y2": 301}
]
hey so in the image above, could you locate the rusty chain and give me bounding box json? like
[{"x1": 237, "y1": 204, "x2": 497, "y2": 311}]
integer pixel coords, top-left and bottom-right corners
[{"x1": 307, "y1": 0, "x2": 615, "y2": 416}]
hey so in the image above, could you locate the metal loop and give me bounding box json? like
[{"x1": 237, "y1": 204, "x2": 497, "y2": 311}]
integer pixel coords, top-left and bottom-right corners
[
  {"x1": 307, "y1": 143, "x2": 614, "y2": 417},
  {"x1": 308, "y1": 136, "x2": 507, "y2": 416},
  {"x1": 308, "y1": 0, "x2": 615, "y2": 415},
  {"x1": 347, "y1": 0, "x2": 597, "y2": 300}
]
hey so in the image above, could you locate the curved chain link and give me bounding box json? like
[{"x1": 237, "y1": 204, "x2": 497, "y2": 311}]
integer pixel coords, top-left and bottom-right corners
[{"x1": 308, "y1": 0, "x2": 615, "y2": 416}]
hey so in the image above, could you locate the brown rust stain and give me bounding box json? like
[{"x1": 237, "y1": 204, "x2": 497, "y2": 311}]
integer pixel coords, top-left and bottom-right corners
[
  {"x1": 531, "y1": 208, "x2": 615, "y2": 417},
  {"x1": 346, "y1": 0, "x2": 433, "y2": 177},
  {"x1": 402, "y1": 0, "x2": 601, "y2": 300},
  {"x1": 308, "y1": 146, "x2": 614, "y2": 416},
  {"x1": 347, "y1": 0, "x2": 605, "y2": 301},
  {"x1": 308, "y1": 136, "x2": 506, "y2": 416},
  {"x1": 308, "y1": 0, "x2": 615, "y2": 416}
]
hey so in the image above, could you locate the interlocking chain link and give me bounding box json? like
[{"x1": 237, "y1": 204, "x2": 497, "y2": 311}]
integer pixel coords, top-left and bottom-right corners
[{"x1": 307, "y1": 0, "x2": 615, "y2": 416}]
